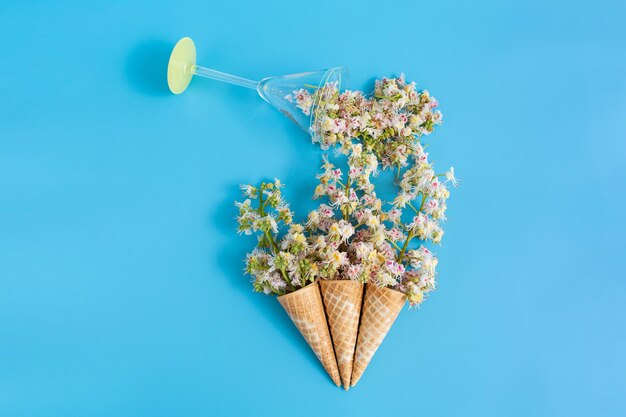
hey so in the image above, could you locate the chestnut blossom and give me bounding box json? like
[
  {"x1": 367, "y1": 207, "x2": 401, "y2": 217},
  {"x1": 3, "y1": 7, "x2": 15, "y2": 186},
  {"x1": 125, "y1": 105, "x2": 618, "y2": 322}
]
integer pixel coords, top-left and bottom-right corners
[{"x1": 237, "y1": 75, "x2": 455, "y2": 307}]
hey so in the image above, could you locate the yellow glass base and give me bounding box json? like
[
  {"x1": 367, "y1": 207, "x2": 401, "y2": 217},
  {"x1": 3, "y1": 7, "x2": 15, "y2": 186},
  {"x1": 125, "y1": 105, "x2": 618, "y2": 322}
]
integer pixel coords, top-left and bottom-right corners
[{"x1": 167, "y1": 37, "x2": 196, "y2": 94}]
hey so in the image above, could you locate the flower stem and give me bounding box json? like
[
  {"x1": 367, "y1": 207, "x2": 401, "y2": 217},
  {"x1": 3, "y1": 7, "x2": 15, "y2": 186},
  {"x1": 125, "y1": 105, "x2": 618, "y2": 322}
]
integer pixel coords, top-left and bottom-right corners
[
  {"x1": 258, "y1": 184, "x2": 265, "y2": 215},
  {"x1": 418, "y1": 193, "x2": 427, "y2": 211},
  {"x1": 258, "y1": 184, "x2": 281, "y2": 253},
  {"x1": 397, "y1": 194, "x2": 427, "y2": 262},
  {"x1": 387, "y1": 239, "x2": 402, "y2": 252},
  {"x1": 343, "y1": 175, "x2": 351, "y2": 220},
  {"x1": 264, "y1": 231, "x2": 280, "y2": 253},
  {"x1": 397, "y1": 231, "x2": 413, "y2": 262},
  {"x1": 407, "y1": 200, "x2": 420, "y2": 214},
  {"x1": 280, "y1": 268, "x2": 295, "y2": 291}
]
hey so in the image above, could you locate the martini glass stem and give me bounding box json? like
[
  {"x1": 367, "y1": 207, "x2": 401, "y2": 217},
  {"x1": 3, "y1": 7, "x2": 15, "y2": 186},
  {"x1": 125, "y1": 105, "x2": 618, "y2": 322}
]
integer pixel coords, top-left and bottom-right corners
[{"x1": 190, "y1": 65, "x2": 258, "y2": 90}]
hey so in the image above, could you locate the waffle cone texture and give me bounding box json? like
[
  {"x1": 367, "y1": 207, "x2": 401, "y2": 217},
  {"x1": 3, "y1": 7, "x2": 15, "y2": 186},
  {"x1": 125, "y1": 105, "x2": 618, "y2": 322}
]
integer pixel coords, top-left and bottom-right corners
[
  {"x1": 277, "y1": 281, "x2": 341, "y2": 386},
  {"x1": 351, "y1": 284, "x2": 405, "y2": 387},
  {"x1": 319, "y1": 280, "x2": 364, "y2": 389}
]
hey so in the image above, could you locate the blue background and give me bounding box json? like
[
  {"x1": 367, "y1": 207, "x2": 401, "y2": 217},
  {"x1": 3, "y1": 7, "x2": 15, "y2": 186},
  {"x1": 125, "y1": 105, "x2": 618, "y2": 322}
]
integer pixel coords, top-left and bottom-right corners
[{"x1": 1, "y1": 1, "x2": 625, "y2": 416}]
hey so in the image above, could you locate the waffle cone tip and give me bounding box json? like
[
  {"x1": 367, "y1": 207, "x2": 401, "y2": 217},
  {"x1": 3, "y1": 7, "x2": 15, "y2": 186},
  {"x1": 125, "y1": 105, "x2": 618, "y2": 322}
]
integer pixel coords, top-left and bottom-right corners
[
  {"x1": 277, "y1": 281, "x2": 341, "y2": 388},
  {"x1": 319, "y1": 279, "x2": 364, "y2": 390},
  {"x1": 349, "y1": 284, "x2": 405, "y2": 388}
]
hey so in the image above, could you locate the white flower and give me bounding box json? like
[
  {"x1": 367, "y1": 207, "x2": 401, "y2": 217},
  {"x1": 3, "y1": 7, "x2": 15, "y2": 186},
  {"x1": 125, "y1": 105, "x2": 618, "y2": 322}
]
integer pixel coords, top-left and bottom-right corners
[
  {"x1": 239, "y1": 184, "x2": 257, "y2": 198},
  {"x1": 445, "y1": 167, "x2": 459, "y2": 187},
  {"x1": 325, "y1": 250, "x2": 348, "y2": 269},
  {"x1": 412, "y1": 213, "x2": 427, "y2": 228},
  {"x1": 370, "y1": 227, "x2": 387, "y2": 246},
  {"x1": 428, "y1": 178, "x2": 447, "y2": 199},
  {"x1": 269, "y1": 251, "x2": 295, "y2": 272},
  {"x1": 354, "y1": 242, "x2": 372, "y2": 260},
  {"x1": 311, "y1": 235, "x2": 327, "y2": 251},
  {"x1": 424, "y1": 199, "x2": 439, "y2": 215},
  {"x1": 337, "y1": 220, "x2": 355, "y2": 242},
  {"x1": 322, "y1": 116, "x2": 337, "y2": 132},
  {"x1": 269, "y1": 273, "x2": 288, "y2": 292},
  {"x1": 306, "y1": 211, "x2": 320, "y2": 229},
  {"x1": 292, "y1": 88, "x2": 313, "y2": 115},
  {"x1": 387, "y1": 208, "x2": 402, "y2": 223},
  {"x1": 235, "y1": 199, "x2": 252, "y2": 211},
  {"x1": 386, "y1": 227, "x2": 404, "y2": 242},
  {"x1": 255, "y1": 215, "x2": 278, "y2": 234},
  {"x1": 364, "y1": 211, "x2": 381, "y2": 229},
  {"x1": 421, "y1": 219, "x2": 436, "y2": 239},
  {"x1": 393, "y1": 192, "x2": 413, "y2": 208},
  {"x1": 385, "y1": 260, "x2": 405, "y2": 277},
  {"x1": 348, "y1": 166, "x2": 362, "y2": 177},
  {"x1": 432, "y1": 227, "x2": 444, "y2": 244},
  {"x1": 345, "y1": 264, "x2": 361, "y2": 280},
  {"x1": 318, "y1": 204, "x2": 334, "y2": 218},
  {"x1": 382, "y1": 82, "x2": 400, "y2": 97},
  {"x1": 292, "y1": 232, "x2": 307, "y2": 247},
  {"x1": 376, "y1": 271, "x2": 397, "y2": 287}
]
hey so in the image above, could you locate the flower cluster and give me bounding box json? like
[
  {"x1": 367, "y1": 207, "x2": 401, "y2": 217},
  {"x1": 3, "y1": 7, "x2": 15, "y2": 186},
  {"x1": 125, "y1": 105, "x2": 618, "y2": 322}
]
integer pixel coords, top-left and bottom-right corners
[
  {"x1": 236, "y1": 158, "x2": 456, "y2": 306},
  {"x1": 287, "y1": 75, "x2": 443, "y2": 172},
  {"x1": 237, "y1": 74, "x2": 456, "y2": 307},
  {"x1": 309, "y1": 150, "x2": 455, "y2": 306},
  {"x1": 236, "y1": 179, "x2": 364, "y2": 296}
]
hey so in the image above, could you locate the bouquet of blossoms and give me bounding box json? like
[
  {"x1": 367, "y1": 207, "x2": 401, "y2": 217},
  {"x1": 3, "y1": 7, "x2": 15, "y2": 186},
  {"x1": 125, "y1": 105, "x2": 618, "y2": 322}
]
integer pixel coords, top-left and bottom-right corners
[
  {"x1": 235, "y1": 75, "x2": 457, "y2": 389},
  {"x1": 290, "y1": 74, "x2": 443, "y2": 175}
]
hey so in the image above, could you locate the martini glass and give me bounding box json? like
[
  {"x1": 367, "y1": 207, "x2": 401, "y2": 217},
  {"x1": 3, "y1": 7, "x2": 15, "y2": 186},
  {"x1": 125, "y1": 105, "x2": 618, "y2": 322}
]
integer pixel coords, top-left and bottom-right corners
[{"x1": 167, "y1": 37, "x2": 346, "y2": 138}]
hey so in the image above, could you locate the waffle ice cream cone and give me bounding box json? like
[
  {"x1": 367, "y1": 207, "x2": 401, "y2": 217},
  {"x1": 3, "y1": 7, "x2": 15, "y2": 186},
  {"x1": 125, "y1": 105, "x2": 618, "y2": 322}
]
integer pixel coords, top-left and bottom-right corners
[
  {"x1": 277, "y1": 281, "x2": 341, "y2": 386},
  {"x1": 351, "y1": 284, "x2": 405, "y2": 387},
  {"x1": 319, "y1": 279, "x2": 364, "y2": 389}
]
